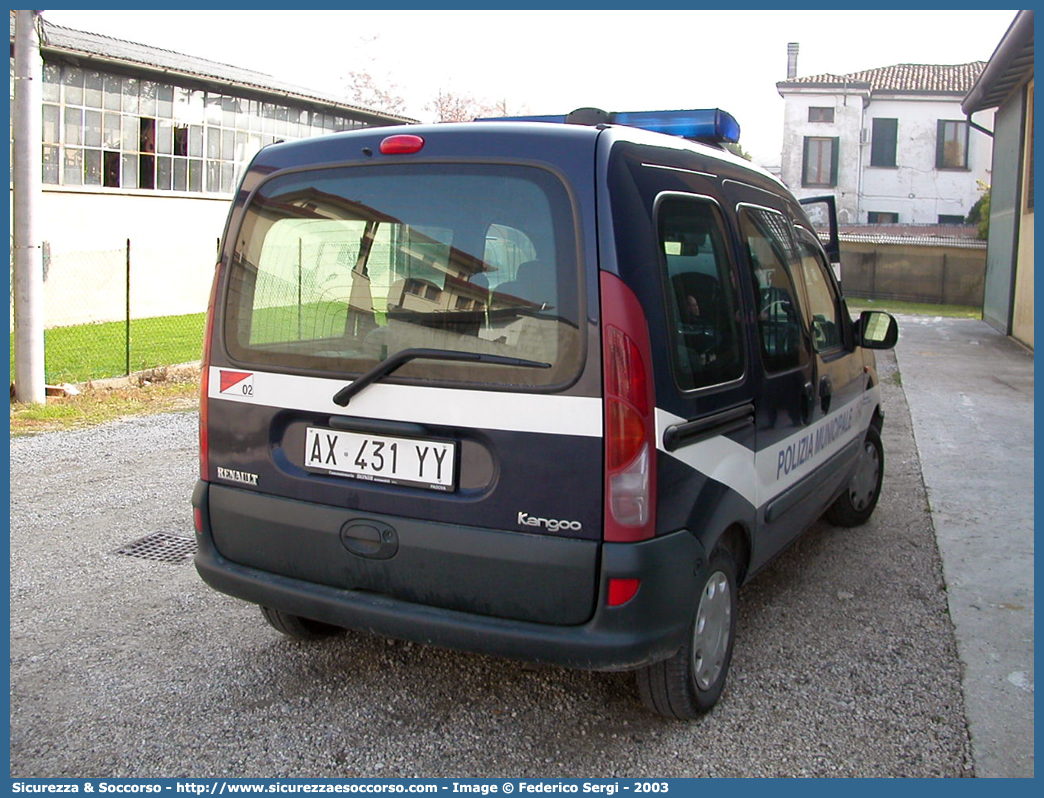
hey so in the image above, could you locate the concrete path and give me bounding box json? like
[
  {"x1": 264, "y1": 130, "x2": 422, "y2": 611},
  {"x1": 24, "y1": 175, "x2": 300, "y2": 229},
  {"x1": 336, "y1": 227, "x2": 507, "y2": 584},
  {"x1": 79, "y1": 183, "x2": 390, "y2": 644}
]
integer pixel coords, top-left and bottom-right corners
[{"x1": 895, "y1": 316, "x2": 1034, "y2": 778}]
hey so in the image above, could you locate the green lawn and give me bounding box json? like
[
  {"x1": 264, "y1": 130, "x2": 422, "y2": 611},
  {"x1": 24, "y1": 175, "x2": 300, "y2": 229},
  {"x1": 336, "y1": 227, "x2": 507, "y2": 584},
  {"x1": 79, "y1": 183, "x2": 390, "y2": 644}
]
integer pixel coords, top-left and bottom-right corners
[
  {"x1": 847, "y1": 298, "x2": 982, "y2": 319},
  {"x1": 10, "y1": 312, "x2": 206, "y2": 384}
]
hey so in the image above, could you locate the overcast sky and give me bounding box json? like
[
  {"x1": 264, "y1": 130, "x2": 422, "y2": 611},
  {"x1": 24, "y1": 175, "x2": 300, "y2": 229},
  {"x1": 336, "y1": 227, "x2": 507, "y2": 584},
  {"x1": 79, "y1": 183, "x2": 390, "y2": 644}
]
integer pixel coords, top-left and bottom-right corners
[{"x1": 42, "y1": 8, "x2": 1017, "y2": 165}]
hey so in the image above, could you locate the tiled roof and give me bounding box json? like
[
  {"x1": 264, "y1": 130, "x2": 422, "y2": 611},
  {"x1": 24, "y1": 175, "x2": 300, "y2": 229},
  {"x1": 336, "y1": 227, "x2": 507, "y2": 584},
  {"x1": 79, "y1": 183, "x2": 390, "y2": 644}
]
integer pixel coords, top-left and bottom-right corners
[
  {"x1": 780, "y1": 62, "x2": 987, "y2": 94},
  {"x1": 817, "y1": 226, "x2": 987, "y2": 250},
  {"x1": 10, "y1": 16, "x2": 417, "y2": 124}
]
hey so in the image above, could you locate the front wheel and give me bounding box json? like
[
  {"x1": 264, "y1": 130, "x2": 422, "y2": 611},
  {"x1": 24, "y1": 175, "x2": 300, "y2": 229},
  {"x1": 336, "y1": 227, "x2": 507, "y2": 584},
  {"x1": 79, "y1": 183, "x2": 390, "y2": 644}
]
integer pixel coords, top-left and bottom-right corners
[
  {"x1": 636, "y1": 549, "x2": 738, "y2": 719},
  {"x1": 826, "y1": 424, "x2": 884, "y2": 527}
]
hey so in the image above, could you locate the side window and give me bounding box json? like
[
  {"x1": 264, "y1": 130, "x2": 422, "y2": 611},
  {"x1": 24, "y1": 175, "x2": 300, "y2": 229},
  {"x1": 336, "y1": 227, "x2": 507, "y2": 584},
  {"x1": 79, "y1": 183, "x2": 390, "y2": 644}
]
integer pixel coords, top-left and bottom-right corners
[
  {"x1": 657, "y1": 197, "x2": 744, "y2": 391},
  {"x1": 795, "y1": 230, "x2": 844, "y2": 352},
  {"x1": 739, "y1": 207, "x2": 809, "y2": 373}
]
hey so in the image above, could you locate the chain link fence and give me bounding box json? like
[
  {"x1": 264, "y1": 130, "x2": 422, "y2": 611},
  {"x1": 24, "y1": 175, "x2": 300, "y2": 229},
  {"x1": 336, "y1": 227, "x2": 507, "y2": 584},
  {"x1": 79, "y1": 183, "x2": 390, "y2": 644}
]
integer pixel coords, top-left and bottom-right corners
[{"x1": 10, "y1": 239, "x2": 218, "y2": 384}]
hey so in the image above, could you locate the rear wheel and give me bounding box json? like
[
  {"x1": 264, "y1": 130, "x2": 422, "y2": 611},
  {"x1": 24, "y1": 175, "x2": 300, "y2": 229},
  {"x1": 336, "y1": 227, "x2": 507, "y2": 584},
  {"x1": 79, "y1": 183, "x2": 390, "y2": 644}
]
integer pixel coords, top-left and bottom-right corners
[
  {"x1": 826, "y1": 424, "x2": 883, "y2": 527},
  {"x1": 636, "y1": 548, "x2": 738, "y2": 719},
  {"x1": 260, "y1": 606, "x2": 343, "y2": 641}
]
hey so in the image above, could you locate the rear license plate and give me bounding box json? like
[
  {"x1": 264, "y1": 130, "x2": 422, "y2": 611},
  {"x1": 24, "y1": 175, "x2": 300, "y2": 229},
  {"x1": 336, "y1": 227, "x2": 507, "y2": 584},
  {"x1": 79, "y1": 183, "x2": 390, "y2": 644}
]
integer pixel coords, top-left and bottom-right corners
[{"x1": 304, "y1": 427, "x2": 456, "y2": 492}]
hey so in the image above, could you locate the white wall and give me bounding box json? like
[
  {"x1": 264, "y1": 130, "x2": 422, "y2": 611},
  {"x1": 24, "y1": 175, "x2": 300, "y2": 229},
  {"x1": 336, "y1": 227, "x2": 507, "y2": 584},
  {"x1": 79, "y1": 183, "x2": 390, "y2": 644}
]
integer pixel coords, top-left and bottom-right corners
[
  {"x1": 779, "y1": 88, "x2": 867, "y2": 223},
  {"x1": 11, "y1": 187, "x2": 229, "y2": 327},
  {"x1": 780, "y1": 89, "x2": 994, "y2": 225},
  {"x1": 33, "y1": 187, "x2": 231, "y2": 251},
  {"x1": 860, "y1": 98, "x2": 993, "y2": 223}
]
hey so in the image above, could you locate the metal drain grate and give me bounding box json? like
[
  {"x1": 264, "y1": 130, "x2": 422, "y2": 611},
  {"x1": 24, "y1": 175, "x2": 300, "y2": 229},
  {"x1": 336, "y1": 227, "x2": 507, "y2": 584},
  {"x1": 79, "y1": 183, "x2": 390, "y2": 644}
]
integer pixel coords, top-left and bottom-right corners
[{"x1": 115, "y1": 532, "x2": 196, "y2": 563}]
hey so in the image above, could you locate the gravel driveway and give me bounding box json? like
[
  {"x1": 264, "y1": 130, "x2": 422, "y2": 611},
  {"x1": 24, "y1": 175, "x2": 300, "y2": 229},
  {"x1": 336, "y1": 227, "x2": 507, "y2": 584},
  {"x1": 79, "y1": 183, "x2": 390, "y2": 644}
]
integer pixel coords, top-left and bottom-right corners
[{"x1": 9, "y1": 350, "x2": 973, "y2": 778}]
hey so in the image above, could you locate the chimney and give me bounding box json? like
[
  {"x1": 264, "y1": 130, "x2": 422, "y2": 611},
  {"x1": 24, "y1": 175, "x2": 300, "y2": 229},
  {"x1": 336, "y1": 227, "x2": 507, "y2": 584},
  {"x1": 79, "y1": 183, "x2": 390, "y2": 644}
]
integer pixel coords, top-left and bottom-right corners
[{"x1": 787, "y1": 43, "x2": 799, "y2": 79}]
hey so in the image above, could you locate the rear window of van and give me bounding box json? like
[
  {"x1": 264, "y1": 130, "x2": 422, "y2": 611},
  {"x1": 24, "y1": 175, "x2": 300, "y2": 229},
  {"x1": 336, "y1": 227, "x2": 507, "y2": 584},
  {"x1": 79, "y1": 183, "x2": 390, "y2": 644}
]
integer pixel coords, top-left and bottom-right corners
[{"x1": 224, "y1": 163, "x2": 583, "y2": 389}]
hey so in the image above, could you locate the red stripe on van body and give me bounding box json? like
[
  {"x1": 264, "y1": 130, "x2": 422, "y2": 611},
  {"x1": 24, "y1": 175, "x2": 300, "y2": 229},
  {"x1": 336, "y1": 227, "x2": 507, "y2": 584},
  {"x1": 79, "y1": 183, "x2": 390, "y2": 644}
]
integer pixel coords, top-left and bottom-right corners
[{"x1": 219, "y1": 370, "x2": 252, "y2": 393}]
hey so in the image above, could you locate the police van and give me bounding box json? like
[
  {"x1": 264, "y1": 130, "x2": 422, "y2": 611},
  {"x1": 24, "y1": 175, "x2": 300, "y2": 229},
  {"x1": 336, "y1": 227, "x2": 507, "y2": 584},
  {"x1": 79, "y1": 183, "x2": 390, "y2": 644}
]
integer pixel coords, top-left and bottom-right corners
[{"x1": 192, "y1": 107, "x2": 899, "y2": 719}]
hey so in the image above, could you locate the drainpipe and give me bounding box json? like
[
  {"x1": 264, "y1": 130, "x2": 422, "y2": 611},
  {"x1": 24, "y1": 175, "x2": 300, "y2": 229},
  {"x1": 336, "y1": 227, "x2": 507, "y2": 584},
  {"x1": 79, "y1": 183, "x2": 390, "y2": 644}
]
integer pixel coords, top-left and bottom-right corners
[
  {"x1": 13, "y1": 10, "x2": 46, "y2": 405},
  {"x1": 855, "y1": 91, "x2": 865, "y2": 224},
  {"x1": 966, "y1": 114, "x2": 995, "y2": 138}
]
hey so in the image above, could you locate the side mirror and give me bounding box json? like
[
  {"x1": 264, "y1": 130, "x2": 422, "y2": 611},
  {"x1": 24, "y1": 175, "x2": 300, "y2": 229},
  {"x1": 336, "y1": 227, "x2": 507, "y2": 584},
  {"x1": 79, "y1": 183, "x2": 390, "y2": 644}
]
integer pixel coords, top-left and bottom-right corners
[{"x1": 857, "y1": 310, "x2": 899, "y2": 350}]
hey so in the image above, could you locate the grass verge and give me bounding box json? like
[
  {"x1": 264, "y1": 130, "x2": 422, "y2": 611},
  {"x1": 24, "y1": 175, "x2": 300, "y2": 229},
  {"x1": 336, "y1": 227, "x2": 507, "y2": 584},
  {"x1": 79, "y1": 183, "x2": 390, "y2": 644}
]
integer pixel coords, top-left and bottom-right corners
[
  {"x1": 9, "y1": 312, "x2": 206, "y2": 384},
  {"x1": 10, "y1": 365, "x2": 200, "y2": 437},
  {"x1": 847, "y1": 298, "x2": 981, "y2": 319}
]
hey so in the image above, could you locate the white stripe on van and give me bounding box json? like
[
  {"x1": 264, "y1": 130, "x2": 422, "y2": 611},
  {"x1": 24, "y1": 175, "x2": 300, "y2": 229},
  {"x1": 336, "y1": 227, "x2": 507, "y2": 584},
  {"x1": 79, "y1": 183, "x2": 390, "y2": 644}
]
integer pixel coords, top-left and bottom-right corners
[
  {"x1": 657, "y1": 386, "x2": 878, "y2": 510},
  {"x1": 655, "y1": 409, "x2": 758, "y2": 506},
  {"x1": 207, "y1": 367, "x2": 603, "y2": 438}
]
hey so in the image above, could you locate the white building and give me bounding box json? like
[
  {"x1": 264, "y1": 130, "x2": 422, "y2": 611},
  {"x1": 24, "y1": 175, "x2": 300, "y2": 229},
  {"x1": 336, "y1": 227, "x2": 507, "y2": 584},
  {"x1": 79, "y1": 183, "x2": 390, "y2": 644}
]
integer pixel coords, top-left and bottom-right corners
[
  {"x1": 10, "y1": 15, "x2": 413, "y2": 328},
  {"x1": 776, "y1": 56, "x2": 994, "y2": 226},
  {"x1": 10, "y1": 16, "x2": 413, "y2": 250}
]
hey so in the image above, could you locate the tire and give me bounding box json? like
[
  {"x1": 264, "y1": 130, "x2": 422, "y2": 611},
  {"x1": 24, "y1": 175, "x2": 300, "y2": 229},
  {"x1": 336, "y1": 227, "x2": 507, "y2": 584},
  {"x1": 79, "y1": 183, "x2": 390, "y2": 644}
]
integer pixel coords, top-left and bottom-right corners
[
  {"x1": 260, "y1": 606, "x2": 343, "y2": 641},
  {"x1": 826, "y1": 424, "x2": 884, "y2": 527},
  {"x1": 636, "y1": 548, "x2": 738, "y2": 719}
]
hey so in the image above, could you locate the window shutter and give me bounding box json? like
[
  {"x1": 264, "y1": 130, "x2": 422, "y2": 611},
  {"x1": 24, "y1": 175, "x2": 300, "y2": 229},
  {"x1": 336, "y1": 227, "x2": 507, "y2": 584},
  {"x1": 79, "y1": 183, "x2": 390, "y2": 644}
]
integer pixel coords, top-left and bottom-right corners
[
  {"x1": 829, "y1": 137, "x2": 839, "y2": 187},
  {"x1": 871, "y1": 119, "x2": 898, "y2": 167},
  {"x1": 936, "y1": 120, "x2": 946, "y2": 169},
  {"x1": 802, "y1": 137, "x2": 811, "y2": 187}
]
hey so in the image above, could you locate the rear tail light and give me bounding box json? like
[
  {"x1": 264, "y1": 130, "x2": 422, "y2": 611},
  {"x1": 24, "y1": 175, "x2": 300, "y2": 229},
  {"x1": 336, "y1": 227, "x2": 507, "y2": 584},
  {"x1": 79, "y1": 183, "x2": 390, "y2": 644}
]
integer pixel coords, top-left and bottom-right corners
[
  {"x1": 199, "y1": 263, "x2": 220, "y2": 481},
  {"x1": 600, "y1": 272, "x2": 657, "y2": 542}
]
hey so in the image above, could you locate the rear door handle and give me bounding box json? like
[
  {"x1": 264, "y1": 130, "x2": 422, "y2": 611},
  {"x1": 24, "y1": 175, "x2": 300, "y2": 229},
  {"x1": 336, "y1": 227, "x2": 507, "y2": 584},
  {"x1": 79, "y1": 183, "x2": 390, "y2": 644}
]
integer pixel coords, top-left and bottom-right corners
[
  {"x1": 662, "y1": 404, "x2": 755, "y2": 451},
  {"x1": 802, "y1": 382, "x2": 815, "y2": 424},
  {"x1": 819, "y1": 376, "x2": 833, "y2": 413}
]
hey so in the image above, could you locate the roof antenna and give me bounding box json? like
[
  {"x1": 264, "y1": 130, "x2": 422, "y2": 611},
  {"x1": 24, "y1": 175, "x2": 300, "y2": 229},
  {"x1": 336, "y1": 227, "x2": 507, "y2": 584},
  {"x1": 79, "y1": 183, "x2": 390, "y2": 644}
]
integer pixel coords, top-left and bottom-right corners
[{"x1": 565, "y1": 108, "x2": 612, "y2": 125}]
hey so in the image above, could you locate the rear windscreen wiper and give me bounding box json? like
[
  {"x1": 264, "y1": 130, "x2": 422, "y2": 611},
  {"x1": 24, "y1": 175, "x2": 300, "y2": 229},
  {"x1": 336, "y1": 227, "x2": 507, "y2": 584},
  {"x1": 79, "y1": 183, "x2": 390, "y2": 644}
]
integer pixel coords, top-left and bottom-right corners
[{"x1": 332, "y1": 347, "x2": 551, "y2": 406}]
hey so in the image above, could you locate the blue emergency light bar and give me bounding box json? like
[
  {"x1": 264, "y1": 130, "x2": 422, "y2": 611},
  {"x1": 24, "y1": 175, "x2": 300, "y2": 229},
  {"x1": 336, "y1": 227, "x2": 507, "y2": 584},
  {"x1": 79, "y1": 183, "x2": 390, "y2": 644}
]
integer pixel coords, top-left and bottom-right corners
[{"x1": 475, "y1": 107, "x2": 741, "y2": 144}]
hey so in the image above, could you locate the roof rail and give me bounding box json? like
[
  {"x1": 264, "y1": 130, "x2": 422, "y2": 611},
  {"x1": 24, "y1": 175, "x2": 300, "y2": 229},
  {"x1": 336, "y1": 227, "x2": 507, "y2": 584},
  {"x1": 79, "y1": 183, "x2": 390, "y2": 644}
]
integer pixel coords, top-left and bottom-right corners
[{"x1": 474, "y1": 107, "x2": 741, "y2": 145}]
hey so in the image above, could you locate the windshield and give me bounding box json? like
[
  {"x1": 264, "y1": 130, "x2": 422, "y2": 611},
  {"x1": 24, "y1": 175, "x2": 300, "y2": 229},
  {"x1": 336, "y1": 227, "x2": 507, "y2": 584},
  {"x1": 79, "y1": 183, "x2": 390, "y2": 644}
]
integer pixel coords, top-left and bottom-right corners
[{"x1": 224, "y1": 163, "x2": 583, "y2": 389}]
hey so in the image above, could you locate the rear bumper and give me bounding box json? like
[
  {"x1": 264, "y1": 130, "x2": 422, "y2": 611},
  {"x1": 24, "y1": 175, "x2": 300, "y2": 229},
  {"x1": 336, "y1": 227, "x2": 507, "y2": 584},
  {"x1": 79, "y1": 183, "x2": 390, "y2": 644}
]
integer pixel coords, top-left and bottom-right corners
[{"x1": 192, "y1": 480, "x2": 705, "y2": 671}]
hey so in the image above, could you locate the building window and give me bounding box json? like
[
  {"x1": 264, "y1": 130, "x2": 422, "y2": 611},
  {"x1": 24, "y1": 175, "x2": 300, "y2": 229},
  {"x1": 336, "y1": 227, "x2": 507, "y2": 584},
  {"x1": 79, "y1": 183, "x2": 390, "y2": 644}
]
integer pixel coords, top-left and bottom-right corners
[
  {"x1": 802, "y1": 137, "x2": 838, "y2": 187},
  {"x1": 31, "y1": 60, "x2": 370, "y2": 195},
  {"x1": 405, "y1": 279, "x2": 441, "y2": 302},
  {"x1": 808, "y1": 107, "x2": 834, "y2": 123},
  {"x1": 938, "y1": 214, "x2": 965, "y2": 225},
  {"x1": 936, "y1": 120, "x2": 969, "y2": 169},
  {"x1": 867, "y1": 211, "x2": 898, "y2": 224},
  {"x1": 870, "y1": 118, "x2": 898, "y2": 168}
]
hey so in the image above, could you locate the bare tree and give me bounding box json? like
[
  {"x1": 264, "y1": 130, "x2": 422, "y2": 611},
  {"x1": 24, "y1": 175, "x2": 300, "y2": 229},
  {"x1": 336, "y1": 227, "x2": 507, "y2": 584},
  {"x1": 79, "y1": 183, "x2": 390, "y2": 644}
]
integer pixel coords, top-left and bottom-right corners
[
  {"x1": 339, "y1": 35, "x2": 407, "y2": 116},
  {"x1": 343, "y1": 69, "x2": 406, "y2": 116},
  {"x1": 425, "y1": 90, "x2": 529, "y2": 123},
  {"x1": 425, "y1": 90, "x2": 486, "y2": 123}
]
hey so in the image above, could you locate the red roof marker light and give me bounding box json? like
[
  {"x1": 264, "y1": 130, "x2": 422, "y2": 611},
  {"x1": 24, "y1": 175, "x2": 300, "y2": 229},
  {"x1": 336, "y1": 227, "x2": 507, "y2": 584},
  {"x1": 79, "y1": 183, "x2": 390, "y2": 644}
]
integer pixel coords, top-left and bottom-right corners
[{"x1": 380, "y1": 134, "x2": 425, "y2": 155}]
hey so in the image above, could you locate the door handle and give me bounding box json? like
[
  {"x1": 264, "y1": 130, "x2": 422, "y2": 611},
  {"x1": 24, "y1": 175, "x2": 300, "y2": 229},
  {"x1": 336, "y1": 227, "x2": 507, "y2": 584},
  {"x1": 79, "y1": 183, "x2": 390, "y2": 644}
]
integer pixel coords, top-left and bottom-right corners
[
  {"x1": 802, "y1": 382, "x2": 815, "y2": 424},
  {"x1": 819, "y1": 376, "x2": 833, "y2": 413}
]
